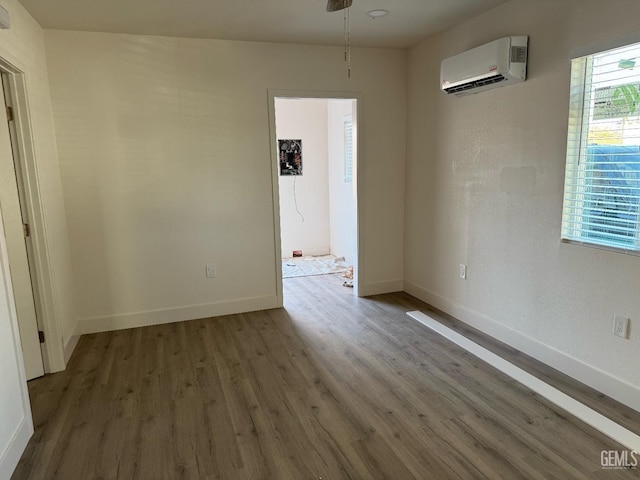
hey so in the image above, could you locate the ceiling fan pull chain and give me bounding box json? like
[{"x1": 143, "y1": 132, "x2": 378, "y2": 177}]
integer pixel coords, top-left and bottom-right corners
[
  {"x1": 331, "y1": 0, "x2": 352, "y2": 79},
  {"x1": 343, "y1": 4, "x2": 347, "y2": 62},
  {"x1": 347, "y1": 5, "x2": 351, "y2": 78}
]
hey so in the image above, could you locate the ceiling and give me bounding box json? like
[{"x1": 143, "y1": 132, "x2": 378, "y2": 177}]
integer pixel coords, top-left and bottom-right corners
[{"x1": 17, "y1": 0, "x2": 507, "y2": 49}]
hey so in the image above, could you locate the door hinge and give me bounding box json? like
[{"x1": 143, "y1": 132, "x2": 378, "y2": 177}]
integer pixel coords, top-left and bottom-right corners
[
  {"x1": 38, "y1": 330, "x2": 45, "y2": 343},
  {"x1": 23, "y1": 223, "x2": 30, "y2": 237},
  {"x1": 6, "y1": 106, "x2": 13, "y2": 122}
]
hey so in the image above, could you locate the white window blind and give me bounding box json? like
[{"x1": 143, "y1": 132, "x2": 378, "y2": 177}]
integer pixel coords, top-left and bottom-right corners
[
  {"x1": 562, "y1": 42, "x2": 640, "y2": 252},
  {"x1": 344, "y1": 117, "x2": 353, "y2": 183}
]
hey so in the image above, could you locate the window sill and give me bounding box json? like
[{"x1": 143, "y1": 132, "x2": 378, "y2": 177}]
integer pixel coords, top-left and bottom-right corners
[{"x1": 561, "y1": 238, "x2": 640, "y2": 257}]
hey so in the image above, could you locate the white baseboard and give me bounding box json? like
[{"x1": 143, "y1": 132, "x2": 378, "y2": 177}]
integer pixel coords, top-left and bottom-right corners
[
  {"x1": 407, "y1": 311, "x2": 640, "y2": 452},
  {"x1": 75, "y1": 295, "x2": 280, "y2": 335},
  {"x1": 63, "y1": 332, "x2": 80, "y2": 364},
  {"x1": 358, "y1": 279, "x2": 404, "y2": 297},
  {"x1": 0, "y1": 416, "x2": 33, "y2": 480},
  {"x1": 404, "y1": 280, "x2": 640, "y2": 413}
]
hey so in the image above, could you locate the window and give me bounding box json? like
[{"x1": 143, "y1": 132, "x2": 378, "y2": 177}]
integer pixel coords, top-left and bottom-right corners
[
  {"x1": 562, "y1": 42, "x2": 640, "y2": 252},
  {"x1": 344, "y1": 116, "x2": 353, "y2": 183}
]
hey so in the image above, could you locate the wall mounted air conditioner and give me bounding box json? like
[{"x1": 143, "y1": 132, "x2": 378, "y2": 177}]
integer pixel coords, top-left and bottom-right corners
[{"x1": 440, "y1": 36, "x2": 528, "y2": 96}]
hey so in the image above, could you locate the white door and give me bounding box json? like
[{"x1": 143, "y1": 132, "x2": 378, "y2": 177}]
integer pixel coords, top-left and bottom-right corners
[{"x1": 0, "y1": 74, "x2": 44, "y2": 380}]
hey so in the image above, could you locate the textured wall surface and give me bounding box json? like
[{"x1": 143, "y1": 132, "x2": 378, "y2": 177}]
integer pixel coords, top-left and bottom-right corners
[
  {"x1": 405, "y1": 0, "x2": 640, "y2": 392},
  {"x1": 276, "y1": 98, "x2": 330, "y2": 258},
  {"x1": 45, "y1": 30, "x2": 406, "y2": 328}
]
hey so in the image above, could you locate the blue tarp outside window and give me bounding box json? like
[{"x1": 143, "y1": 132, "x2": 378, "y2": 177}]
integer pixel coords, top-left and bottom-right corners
[{"x1": 583, "y1": 145, "x2": 640, "y2": 246}]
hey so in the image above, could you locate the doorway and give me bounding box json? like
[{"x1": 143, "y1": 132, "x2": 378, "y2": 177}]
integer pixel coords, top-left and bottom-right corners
[
  {"x1": 269, "y1": 92, "x2": 360, "y2": 303},
  {"x1": 0, "y1": 72, "x2": 44, "y2": 380}
]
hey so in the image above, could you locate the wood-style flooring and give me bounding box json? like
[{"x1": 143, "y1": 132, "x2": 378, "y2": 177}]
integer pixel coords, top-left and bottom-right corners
[{"x1": 12, "y1": 274, "x2": 640, "y2": 479}]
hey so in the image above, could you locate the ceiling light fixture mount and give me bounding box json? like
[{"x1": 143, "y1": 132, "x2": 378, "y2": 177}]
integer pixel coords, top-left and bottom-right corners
[{"x1": 367, "y1": 9, "x2": 390, "y2": 19}]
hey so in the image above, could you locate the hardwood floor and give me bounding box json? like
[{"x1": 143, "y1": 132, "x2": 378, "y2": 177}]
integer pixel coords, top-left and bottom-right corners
[{"x1": 12, "y1": 274, "x2": 639, "y2": 479}]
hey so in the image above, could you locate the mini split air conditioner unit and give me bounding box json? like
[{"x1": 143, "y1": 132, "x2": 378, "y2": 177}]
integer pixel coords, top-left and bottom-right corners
[{"x1": 441, "y1": 36, "x2": 528, "y2": 96}]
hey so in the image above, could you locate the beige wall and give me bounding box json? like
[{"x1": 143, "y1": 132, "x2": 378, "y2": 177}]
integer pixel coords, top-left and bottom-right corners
[
  {"x1": 44, "y1": 30, "x2": 406, "y2": 332},
  {"x1": 405, "y1": 0, "x2": 640, "y2": 407},
  {"x1": 276, "y1": 98, "x2": 330, "y2": 258},
  {"x1": 0, "y1": 0, "x2": 76, "y2": 370},
  {"x1": 328, "y1": 99, "x2": 357, "y2": 266}
]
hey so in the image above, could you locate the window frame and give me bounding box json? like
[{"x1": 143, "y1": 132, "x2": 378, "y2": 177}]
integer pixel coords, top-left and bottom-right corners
[
  {"x1": 561, "y1": 43, "x2": 640, "y2": 255},
  {"x1": 344, "y1": 115, "x2": 353, "y2": 183}
]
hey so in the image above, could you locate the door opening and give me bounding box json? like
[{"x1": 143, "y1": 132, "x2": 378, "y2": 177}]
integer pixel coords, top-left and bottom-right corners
[
  {"x1": 0, "y1": 72, "x2": 44, "y2": 380},
  {"x1": 269, "y1": 93, "x2": 360, "y2": 303}
]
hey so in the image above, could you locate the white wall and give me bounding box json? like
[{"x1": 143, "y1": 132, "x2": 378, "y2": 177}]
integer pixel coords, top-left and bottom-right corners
[
  {"x1": 0, "y1": 0, "x2": 77, "y2": 371},
  {"x1": 44, "y1": 30, "x2": 407, "y2": 332},
  {"x1": 328, "y1": 99, "x2": 357, "y2": 265},
  {"x1": 405, "y1": 0, "x2": 640, "y2": 408},
  {"x1": 276, "y1": 98, "x2": 330, "y2": 258}
]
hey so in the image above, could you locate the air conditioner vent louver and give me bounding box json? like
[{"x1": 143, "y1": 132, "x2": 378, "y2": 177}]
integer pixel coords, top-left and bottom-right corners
[
  {"x1": 444, "y1": 74, "x2": 506, "y2": 94},
  {"x1": 440, "y1": 36, "x2": 528, "y2": 96}
]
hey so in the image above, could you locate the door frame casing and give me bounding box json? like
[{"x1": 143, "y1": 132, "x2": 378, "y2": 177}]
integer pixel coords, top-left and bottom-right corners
[
  {"x1": 1, "y1": 72, "x2": 45, "y2": 378},
  {"x1": 0, "y1": 57, "x2": 65, "y2": 373},
  {"x1": 267, "y1": 89, "x2": 363, "y2": 304}
]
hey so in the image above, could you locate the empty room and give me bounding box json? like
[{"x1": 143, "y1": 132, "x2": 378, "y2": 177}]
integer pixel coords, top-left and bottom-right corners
[{"x1": 1, "y1": 0, "x2": 639, "y2": 478}]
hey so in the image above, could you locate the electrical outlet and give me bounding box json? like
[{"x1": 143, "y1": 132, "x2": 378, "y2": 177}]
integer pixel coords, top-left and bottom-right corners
[
  {"x1": 459, "y1": 264, "x2": 467, "y2": 280},
  {"x1": 206, "y1": 264, "x2": 216, "y2": 278},
  {"x1": 613, "y1": 315, "x2": 629, "y2": 339}
]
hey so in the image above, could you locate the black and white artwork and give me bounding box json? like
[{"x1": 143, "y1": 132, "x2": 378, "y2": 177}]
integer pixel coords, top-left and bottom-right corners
[{"x1": 279, "y1": 139, "x2": 303, "y2": 176}]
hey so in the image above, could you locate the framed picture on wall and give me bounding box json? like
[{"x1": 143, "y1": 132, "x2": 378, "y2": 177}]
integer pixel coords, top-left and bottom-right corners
[{"x1": 279, "y1": 139, "x2": 303, "y2": 175}]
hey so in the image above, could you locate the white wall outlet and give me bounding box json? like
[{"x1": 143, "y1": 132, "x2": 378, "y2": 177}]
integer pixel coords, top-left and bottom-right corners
[
  {"x1": 205, "y1": 264, "x2": 216, "y2": 278},
  {"x1": 459, "y1": 264, "x2": 467, "y2": 280},
  {"x1": 613, "y1": 315, "x2": 629, "y2": 339}
]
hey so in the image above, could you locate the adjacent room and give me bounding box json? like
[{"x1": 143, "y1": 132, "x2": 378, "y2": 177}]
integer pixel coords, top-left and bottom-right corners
[
  {"x1": 1, "y1": 0, "x2": 639, "y2": 478},
  {"x1": 275, "y1": 97, "x2": 358, "y2": 289}
]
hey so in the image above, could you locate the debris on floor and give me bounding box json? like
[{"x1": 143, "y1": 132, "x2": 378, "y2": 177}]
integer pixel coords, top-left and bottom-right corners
[
  {"x1": 282, "y1": 255, "x2": 348, "y2": 278},
  {"x1": 342, "y1": 265, "x2": 354, "y2": 287},
  {"x1": 342, "y1": 265, "x2": 354, "y2": 279}
]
